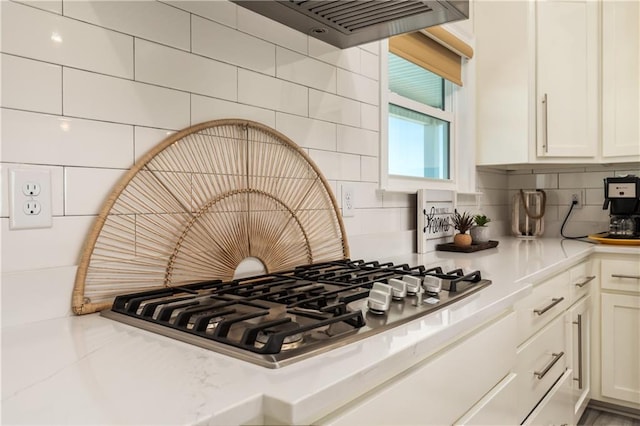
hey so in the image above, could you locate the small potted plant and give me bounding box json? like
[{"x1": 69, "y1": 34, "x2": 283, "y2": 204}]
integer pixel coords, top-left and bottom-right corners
[
  {"x1": 470, "y1": 214, "x2": 491, "y2": 243},
  {"x1": 450, "y1": 210, "x2": 475, "y2": 247}
]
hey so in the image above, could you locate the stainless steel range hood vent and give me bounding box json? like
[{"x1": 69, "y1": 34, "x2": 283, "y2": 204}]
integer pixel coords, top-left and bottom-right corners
[{"x1": 231, "y1": 0, "x2": 469, "y2": 49}]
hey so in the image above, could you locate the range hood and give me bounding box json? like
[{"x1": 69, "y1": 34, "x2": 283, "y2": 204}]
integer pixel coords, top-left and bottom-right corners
[{"x1": 231, "y1": 0, "x2": 469, "y2": 49}]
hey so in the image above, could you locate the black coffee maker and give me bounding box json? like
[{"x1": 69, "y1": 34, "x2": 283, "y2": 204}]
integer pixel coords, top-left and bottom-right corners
[{"x1": 603, "y1": 175, "x2": 640, "y2": 238}]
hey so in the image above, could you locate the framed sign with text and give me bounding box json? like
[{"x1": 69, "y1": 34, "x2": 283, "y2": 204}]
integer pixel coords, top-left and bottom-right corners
[{"x1": 417, "y1": 189, "x2": 455, "y2": 253}]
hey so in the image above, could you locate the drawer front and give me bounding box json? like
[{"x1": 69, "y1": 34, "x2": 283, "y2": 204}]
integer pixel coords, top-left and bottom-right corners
[
  {"x1": 318, "y1": 312, "x2": 517, "y2": 426},
  {"x1": 455, "y1": 373, "x2": 519, "y2": 425},
  {"x1": 522, "y1": 369, "x2": 573, "y2": 426},
  {"x1": 569, "y1": 260, "x2": 596, "y2": 303},
  {"x1": 515, "y1": 272, "x2": 570, "y2": 343},
  {"x1": 601, "y1": 257, "x2": 640, "y2": 292},
  {"x1": 515, "y1": 313, "x2": 567, "y2": 423}
]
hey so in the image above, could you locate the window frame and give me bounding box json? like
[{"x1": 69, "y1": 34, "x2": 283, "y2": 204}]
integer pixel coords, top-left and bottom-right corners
[{"x1": 380, "y1": 39, "x2": 459, "y2": 193}]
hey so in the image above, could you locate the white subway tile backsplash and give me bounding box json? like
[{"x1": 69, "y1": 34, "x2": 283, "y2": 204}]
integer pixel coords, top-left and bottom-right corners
[
  {"x1": 1, "y1": 109, "x2": 134, "y2": 168},
  {"x1": 1, "y1": 266, "x2": 76, "y2": 328},
  {"x1": 1, "y1": 54, "x2": 61, "y2": 114},
  {"x1": 276, "y1": 47, "x2": 336, "y2": 92},
  {"x1": 476, "y1": 169, "x2": 508, "y2": 190},
  {"x1": 337, "y1": 69, "x2": 378, "y2": 105},
  {"x1": 309, "y1": 39, "x2": 361, "y2": 73},
  {"x1": 337, "y1": 125, "x2": 378, "y2": 157},
  {"x1": 275, "y1": 113, "x2": 336, "y2": 151},
  {"x1": 360, "y1": 50, "x2": 380, "y2": 81},
  {"x1": 361, "y1": 156, "x2": 379, "y2": 183},
  {"x1": 1, "y1": 216, "x2": 94, "y2": 272},
  {"x1": 64, "y1": 167, "x2": 124, "y2": 216},
  {"x1": 238, "y1": 69, "x2": 308, "y2": 116},
  {"x1": 309, "y1": 90, "x2": 360, "y2": 127},
  {"x1": 308, "y1": 150, "x2": 360, "y2": 181},
  {"x1": 236, "y1": 6, "x2": 308, "y2": 55},
  {"x1": 558, "y1": 171, "x2": 610, "y2": 188},
  {"x1": 507, "y1": 173, "x2": 557, "y2": 189},
  {"x1": 64, "y1": 1, "x2": 190, "y2": 51},
  {"x1": 351, "y1": 181, "x2": 382, "y2": 209},
  {"x1": 63, "y1": 68, "x2": 190, "y2": 130},
  {"x1": 361, "y1": 103, "x2": 379, "y2": 131},
  {"x1": 135, "y1": 39, "x2": 237, "y2": 101},
  {"x1": 382, "y1": 191, "x2": 413, "y2": 209},
  {"x1": 585, "y1": 188, "x2": 604, "y2": 206},
  {"x1": 192, "y1": 16, "x2": 276, "y2": 76},
  {"x1": 191, "y1": 95, "x2": 275, "y2": 127},
  {"x1": 165, "y1": 0, "x2": 237, "y2": 28},
  {"x1": 0, "y1": 164, "x2": 64, "y2": 218},
  {"x1": 14, "y1": 0, "x2": 62, "y2": 14},
  {"x1": 134, "y1": 127, "x2": 176, "y2": 162},
  {"x1": 1, "y1": 1, "x2": 133, "y2": 78}
]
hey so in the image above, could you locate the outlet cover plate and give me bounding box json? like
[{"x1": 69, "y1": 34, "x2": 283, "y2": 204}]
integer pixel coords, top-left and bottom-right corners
[
  {"x1": 9, "y1": 169, "x2": 53, "y2": 230},
  {"x1": 341, "y1": 185, "x2": 355, "y2": 217}
]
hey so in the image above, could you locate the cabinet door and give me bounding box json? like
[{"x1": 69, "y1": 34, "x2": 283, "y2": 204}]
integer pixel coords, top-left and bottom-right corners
[
  {"x1": 536, "y1": 0, "x2": 597, "y2": 158},
  {"x1": 601, "y1": 293, "x2": 640, "y2": 404},
  {"x1": 568, "y1": 296, "x2": 591, "y2": 422},
  {"x1": 602, "y1": 1, "x2": 640, "y2": 159}
]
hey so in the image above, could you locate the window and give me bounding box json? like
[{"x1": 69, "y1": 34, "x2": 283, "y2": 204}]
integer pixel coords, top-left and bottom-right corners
[
  {"x1": 380, "y1": 29, "x2": 473, "y2": 193},
  {"x1": 386, "y1": 51, "x2": 454, "y2": 184}
]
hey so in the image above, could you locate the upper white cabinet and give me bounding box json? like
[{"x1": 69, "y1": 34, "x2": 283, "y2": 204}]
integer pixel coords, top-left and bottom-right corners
[
  {"x1": 602, "y1": 0, "x2": 640, "y2": 159},
  {"x1": 476, "y1": 0, "x2": 598, "y2": 166},
  {"x1": 535, "y1": 0, "x2": 598, "y2": 158}
]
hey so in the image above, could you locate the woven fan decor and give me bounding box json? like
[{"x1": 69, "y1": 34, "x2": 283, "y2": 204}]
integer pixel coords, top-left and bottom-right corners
[{"x1": 73, "y1": 119, "x2": 349, "y2": 315}]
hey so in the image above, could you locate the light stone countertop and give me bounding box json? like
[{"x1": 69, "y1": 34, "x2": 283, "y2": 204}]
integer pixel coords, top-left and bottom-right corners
[{"x1": 1, "y1": 238, "x2": 638, "y2": 425}]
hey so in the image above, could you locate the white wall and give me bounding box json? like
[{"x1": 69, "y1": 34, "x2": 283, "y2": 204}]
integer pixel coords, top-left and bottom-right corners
[{"x1": 0, "y1": 0, "x2": 411, "y2": 327}]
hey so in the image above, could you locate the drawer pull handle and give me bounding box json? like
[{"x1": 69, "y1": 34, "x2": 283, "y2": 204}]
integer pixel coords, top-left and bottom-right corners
[
  {"x1": 534, "y1": 352, "x2": 564, "y2": 380},
  {"x1": 575, "y1": 276, "x2": 596, "y2": 287},
  {"x1": 533, "y1": 297, "x2": 564, "y2": 316},
  {"x1": 611, "y1": 274, "x2": 640, "y2": 280},
  {"x1": 573, "y1": 314, "x2": 583, "y2": 389}
]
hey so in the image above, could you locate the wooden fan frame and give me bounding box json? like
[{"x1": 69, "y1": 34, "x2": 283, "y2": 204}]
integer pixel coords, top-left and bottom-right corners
[{"x1": 73, "y1": 119, "x2": 349, "y2": 315}]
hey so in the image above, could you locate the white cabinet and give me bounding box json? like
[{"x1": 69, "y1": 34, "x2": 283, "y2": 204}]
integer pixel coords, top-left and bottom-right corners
[
  {"x1": 535, "y1": 0, "x2": 598, "y2": 158},
  {"x1": 512, "y1": 259, "x2": 594, "y2": 424},
  {"x1": 522, "y1": 369, "x2": 574, "y2": 426},
  {"x1": 601, "y1": 293, "x2": 640, "y2": 405},
  {"x1": 316, "y1": 311, "x2": 517, "y2": 425},
  {"x1": 475, "y1": 0, "x2": 598, "y2": 166},
  {"x1": 592, "y1": 255, "x2": 640, "y2": 410},
  {"x1": 602, "y1": 0, "x2": 640, "y2": 159},
  {"x1": 568, "y1": 295, "x2": 591, "y2": 421}
]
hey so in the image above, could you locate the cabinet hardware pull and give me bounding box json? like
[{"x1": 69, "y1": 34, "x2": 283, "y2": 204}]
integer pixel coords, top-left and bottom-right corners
[
  {"x1": 573, "y1": 314, "x2": 583, "y2": 389},
  {"x1": 534, "y1": 351, "x2": 564, "y2": 380},
  {"x1": 542, "y1": 93, "x2": 549, "y2": 153},
  {"x1": 611, "y1": 274, "x2": 640, "y2": 280},
  {"x1": 533, "y1": 297, "x2": 564, "y2": 316},
  {"x1": 575, "y1": 276, "x2": 596, "y2": 287}
]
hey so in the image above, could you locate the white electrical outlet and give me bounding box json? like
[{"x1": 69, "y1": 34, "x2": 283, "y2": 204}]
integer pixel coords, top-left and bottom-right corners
[
  {"x1": 9, "y1": 169, "x2": 52, "y2": 229},
  {"x1": 342, "y1": 185, "x2": 355, "y2": 217},
  {"x1": 571, "y1": 189, "x2": 585, "y2": 209}
]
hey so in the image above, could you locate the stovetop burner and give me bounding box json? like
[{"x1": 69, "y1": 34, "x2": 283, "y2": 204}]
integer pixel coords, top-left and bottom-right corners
[{"x1": 101, "y1": 259, "x2": 491, "y2": 368}]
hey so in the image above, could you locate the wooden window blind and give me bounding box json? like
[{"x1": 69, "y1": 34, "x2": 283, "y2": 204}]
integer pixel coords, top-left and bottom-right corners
[{"x1": 389, "y1": 27, "x2": 473, "y2": 86}]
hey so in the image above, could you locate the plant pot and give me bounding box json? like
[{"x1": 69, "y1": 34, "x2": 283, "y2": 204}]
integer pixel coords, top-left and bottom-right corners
[
  {"x1": 453, "y1": 233, "x2": 472, "y2": 247},
  {"x1": 470, "y1": 225, "x2": 490, "y2": 243}
]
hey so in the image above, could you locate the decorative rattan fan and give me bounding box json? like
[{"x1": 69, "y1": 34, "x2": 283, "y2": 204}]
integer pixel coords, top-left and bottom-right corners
[{"x1": 73, "y1": 119, "x2": 349, "y2": 314}]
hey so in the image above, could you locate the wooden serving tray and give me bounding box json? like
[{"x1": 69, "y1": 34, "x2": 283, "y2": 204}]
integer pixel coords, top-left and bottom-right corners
[{"x1": 436, "y1": 240, "x2": 499, "y2": 253}]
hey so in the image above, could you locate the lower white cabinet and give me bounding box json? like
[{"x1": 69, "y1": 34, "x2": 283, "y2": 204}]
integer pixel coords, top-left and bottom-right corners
[
  {"x1": 568, "y1": 295, "x2": 591, "y2": 422},
  {"x1": 316, "y1": 311, "x2": 516, "y2": 425},
  {"x1": 592, "y1": 255, "x2": 640, "y2": 410},
  {"x1": 522, "y1": 369, "x2": 574, "y2": 426},
  {"x1": 516, "y1": 312, "x2": 567, "y2": 423},
  {"x1": 454, "y1": 373, "x2": 519, "y2": 425},
  {"x1": 601, "y1": 292, "x2": 640, "y2": 405}
]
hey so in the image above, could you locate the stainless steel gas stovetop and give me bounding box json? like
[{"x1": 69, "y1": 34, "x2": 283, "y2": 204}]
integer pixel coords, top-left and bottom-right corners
[{"x1": 101, "y1": 259, "x2": 491, "y2": 368}]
